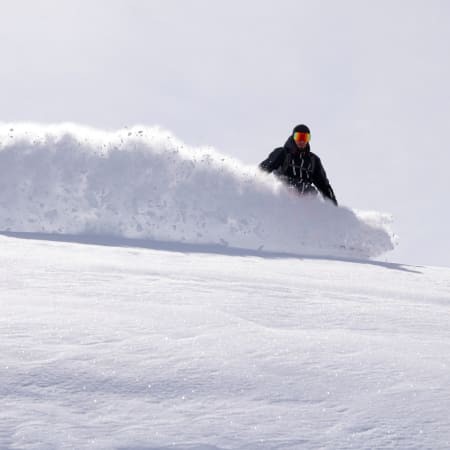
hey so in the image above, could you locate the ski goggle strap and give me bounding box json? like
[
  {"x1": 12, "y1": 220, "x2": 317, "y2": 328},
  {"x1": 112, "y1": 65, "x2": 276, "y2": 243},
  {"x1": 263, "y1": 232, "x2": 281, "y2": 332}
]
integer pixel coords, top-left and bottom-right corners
[{"x1": 293, "y1": 132, "x2": 311, "y2": 143}]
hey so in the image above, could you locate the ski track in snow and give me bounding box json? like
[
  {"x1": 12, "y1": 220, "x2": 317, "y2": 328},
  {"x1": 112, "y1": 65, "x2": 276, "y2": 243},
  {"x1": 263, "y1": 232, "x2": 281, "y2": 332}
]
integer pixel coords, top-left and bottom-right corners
[{"x1": 0, "y1": 122, "x2": 395, "y2": 259}]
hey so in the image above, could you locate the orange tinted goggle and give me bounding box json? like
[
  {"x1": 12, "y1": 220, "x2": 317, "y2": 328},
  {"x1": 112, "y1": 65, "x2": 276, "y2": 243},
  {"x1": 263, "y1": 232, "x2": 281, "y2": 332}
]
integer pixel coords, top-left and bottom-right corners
[{"x1": 293, "y1": 132, "x2": 310, "y2": 143}]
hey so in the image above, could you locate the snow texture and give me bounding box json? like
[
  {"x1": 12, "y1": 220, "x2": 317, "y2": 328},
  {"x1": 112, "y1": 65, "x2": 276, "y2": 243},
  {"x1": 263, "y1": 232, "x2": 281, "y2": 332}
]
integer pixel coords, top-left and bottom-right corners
[
  {"x1": 0, "y1": 123, "x2": 394, "y2": 258},
  {"x1": 1, "y1": 234, "x2": 450, "y2": 450},
  {"x1": 0, "y1": 123, "x2": 448, "y2": 450}
]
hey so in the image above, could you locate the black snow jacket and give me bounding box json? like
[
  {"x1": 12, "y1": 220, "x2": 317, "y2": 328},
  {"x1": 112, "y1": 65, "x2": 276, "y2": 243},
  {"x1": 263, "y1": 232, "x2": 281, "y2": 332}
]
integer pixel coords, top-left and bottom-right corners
[{"x1": 259, "y1": 136, "x2": 338, "y2": 205}]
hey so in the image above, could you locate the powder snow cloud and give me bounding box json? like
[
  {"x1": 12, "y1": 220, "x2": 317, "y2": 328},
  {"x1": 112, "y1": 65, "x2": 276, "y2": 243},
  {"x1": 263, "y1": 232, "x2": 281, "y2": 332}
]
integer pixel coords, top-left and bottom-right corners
[{"x1": 0, "y1": 123, "x2": 395, "y2": 258}]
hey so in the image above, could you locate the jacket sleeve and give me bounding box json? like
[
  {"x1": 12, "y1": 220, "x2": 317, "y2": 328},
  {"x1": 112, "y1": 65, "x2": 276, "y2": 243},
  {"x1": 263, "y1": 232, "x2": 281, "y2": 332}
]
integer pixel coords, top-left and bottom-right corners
[
  {"x1": 259, "y1": 147, "x2": 285, "y2": 173},
  {"x1": 312, "y1": 157, "x2": 338, "y2": 206}
]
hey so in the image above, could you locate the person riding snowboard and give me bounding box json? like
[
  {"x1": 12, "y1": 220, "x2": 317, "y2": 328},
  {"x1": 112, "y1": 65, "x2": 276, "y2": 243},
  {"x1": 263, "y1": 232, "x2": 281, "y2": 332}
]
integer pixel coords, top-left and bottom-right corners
[{"x1": 259, "y1": 124, "x2": 338, "y2": 205}]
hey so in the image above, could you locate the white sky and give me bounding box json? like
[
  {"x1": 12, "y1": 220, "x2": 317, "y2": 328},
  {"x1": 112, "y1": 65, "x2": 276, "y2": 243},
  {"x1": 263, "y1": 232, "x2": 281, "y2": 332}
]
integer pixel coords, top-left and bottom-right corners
[{"x1": 1, "y1": 0, "x2": 449, "y2": 267}]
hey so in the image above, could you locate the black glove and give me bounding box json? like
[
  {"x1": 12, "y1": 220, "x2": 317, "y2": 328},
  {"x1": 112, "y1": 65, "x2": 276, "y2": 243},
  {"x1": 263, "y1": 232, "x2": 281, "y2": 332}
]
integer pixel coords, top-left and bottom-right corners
[{"x1": 326, "y1": 186, "x2": 338, "y2": 206}]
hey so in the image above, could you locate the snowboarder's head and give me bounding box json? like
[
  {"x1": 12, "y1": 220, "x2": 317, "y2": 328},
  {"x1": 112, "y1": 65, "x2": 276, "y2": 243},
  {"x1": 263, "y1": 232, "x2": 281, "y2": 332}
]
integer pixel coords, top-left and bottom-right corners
[{"x1": 292, "y1": 124, "x2": 310, "y2": 150}]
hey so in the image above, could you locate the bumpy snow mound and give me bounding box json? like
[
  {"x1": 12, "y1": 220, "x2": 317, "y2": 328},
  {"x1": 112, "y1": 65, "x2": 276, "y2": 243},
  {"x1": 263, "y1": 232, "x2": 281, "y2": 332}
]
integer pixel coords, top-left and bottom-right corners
[{"x1": 0, "y1": 123, "x2": 395, "y2": 258}]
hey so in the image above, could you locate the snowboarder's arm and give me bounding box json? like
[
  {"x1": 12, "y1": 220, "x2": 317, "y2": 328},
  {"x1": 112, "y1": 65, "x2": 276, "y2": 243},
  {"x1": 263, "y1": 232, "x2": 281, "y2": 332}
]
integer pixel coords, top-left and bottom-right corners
[
  {"x1": 312, "y1": 157, "x2": 338, "y2": 206},
  {"x1": 259, "y1": 147, "x2": 285, "y2": 173},
  {"x1": 324, "y1": 185, "x2": 338, "y2": 206}
]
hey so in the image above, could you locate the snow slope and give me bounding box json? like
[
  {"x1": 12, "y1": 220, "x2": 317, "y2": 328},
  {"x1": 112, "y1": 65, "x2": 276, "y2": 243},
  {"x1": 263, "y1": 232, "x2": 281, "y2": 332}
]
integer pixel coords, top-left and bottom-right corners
[
  {"x1": 0, "y1": 123, "x2": 394, "y2": 259},
  {"x1": 5, "y1": 122, "x2": 442, "y2": 449},
  {"x1": 1, "y1": 234, "x2": 450, "y2": 450}
]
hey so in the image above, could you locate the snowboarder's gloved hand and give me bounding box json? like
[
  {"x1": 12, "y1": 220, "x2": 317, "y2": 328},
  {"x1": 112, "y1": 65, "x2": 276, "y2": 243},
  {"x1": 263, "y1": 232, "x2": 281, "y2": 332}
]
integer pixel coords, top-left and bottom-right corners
[{"x1": 326, "y1": 187, "x2": 338, "y2": 206}]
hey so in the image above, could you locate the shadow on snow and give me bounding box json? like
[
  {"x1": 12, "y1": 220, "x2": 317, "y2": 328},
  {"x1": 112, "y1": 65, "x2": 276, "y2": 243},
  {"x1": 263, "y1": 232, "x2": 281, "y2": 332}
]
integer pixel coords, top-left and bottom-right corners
[{"x1": 1, "y1": 231, "x2": 422, "y2": 274}]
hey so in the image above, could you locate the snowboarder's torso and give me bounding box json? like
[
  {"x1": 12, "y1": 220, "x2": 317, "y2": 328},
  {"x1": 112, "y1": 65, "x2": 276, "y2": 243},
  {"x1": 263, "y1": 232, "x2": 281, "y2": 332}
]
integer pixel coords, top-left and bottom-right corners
[{"x1": 259, "y1": 136, "x2": 337, "y2": 204}]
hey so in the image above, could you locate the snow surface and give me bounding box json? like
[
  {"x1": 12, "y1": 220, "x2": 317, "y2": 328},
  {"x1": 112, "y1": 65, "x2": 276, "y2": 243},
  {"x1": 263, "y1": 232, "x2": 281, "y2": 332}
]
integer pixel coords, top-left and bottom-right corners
[
  {"x1": 1, "y1": 234, "x2": 450, "y2": 450},
  {"x1": 6, "y1": 123, "x2": 446, "y2": 449},
  {"x1": 0, "y1": 123, "x2": 394, "y2": 259}
]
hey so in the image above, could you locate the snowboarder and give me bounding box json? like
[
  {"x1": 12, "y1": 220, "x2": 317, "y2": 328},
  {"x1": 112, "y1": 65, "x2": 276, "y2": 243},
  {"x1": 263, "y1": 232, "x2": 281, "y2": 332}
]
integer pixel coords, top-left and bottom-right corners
[{"x1": 259, "y1": 124, "x2": 338, "y2": 205}]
